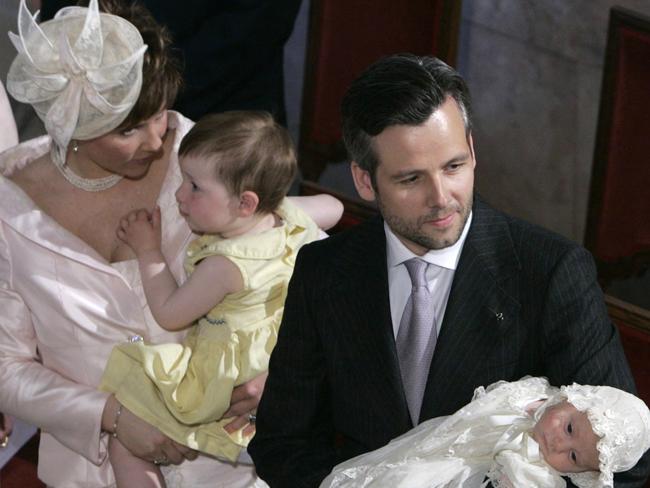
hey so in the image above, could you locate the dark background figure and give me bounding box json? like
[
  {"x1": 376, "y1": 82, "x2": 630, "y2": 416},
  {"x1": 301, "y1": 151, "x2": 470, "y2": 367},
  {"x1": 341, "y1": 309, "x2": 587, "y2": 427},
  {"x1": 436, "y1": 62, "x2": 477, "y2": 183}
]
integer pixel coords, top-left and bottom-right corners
[{"x1": 41, "y1": 0, "x2": 302, "y2": 124}]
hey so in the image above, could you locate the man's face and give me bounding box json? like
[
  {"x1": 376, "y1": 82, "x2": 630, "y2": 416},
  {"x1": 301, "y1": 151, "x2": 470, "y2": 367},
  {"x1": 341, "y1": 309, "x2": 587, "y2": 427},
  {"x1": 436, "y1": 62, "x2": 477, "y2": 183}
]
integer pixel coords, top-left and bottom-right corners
[{"x1": 352, "y1": 97, "x2": 476, "y2": 255}]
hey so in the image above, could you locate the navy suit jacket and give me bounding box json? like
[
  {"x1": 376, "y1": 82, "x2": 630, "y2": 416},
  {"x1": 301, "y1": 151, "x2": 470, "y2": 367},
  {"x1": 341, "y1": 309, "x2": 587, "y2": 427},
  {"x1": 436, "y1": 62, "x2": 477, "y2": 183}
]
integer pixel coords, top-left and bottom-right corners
[{"x1": 249, "y1": 197, "x2": 647, "y2": 487}]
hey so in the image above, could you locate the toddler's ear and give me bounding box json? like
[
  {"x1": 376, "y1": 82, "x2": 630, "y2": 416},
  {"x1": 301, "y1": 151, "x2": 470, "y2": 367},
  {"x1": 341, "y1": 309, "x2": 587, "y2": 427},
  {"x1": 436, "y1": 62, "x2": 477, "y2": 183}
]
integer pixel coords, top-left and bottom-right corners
[{"x1": 239, "y1": 191, "x2": 260, "y2": 216}]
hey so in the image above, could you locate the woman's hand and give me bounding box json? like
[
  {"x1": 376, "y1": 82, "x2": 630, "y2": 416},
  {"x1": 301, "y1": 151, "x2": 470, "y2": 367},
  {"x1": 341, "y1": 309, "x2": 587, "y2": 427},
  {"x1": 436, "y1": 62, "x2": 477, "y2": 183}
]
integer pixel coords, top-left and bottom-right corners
[
  {"x1": 0, "y1": 413, "x2": 13, "y2": 448},
  {"x1": 223, "y1": 372, "x2": 267, "y2": 436},
  {"x1": 103, "y1": 396, "x2": 197, "y2": 465},
  {"x1": 117, "y1": 407, "x2": 197, "y2": 465}
]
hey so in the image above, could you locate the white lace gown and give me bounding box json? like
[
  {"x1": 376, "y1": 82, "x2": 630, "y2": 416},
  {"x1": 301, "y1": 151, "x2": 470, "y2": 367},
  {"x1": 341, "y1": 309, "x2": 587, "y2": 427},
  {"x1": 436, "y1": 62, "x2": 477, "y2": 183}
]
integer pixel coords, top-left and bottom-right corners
[{"x1": 320, "y1": 377, "x2": 568, "y2": 488}]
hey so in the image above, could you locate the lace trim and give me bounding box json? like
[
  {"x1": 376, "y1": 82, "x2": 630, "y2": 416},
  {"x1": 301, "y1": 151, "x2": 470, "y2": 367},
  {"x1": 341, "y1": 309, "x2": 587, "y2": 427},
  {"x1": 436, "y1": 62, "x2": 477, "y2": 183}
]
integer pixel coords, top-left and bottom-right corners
[{"x1": 561, "y1": 384, "x2": 650, "y2": 488}]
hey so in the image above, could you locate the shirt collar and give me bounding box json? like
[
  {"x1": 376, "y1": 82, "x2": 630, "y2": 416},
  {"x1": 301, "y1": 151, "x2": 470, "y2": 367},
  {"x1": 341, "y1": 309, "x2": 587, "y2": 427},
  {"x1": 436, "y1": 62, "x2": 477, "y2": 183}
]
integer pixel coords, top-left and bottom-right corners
[{"x1": 385, "y1": 211, "x2": 472, "y2": 271}]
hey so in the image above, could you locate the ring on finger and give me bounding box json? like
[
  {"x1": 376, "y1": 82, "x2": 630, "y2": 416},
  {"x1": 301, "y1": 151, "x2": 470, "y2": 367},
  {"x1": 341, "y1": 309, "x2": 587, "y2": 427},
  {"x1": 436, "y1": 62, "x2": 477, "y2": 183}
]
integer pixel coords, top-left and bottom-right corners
[
  {"x1": 153, "y1": 456, "x2": 168, "y2": 466},
  {"x1": 248, "y1": 413, "x2": 257, "y2": 423},
  {"x1": 0, "y1": 435, "x2": 9, "y2": 448}
]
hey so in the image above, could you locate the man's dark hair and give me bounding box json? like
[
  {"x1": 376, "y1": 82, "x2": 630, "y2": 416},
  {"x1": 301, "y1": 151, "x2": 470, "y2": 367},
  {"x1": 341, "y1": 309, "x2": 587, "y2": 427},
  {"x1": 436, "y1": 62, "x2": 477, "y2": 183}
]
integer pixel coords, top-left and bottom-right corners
[{"x1": 341, "y1": 54, "x2": 472, "y2": 184}]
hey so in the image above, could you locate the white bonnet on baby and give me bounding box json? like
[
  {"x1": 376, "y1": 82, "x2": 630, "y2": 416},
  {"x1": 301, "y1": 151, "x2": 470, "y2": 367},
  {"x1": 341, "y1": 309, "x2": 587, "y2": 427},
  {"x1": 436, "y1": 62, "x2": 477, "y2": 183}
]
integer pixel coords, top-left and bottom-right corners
[
  {"x1": 6, "y1": 0, "x2": 147, "y2": 166},
  {"x1": 536, "y1": 384, "x2": 650, "y2": 488}
]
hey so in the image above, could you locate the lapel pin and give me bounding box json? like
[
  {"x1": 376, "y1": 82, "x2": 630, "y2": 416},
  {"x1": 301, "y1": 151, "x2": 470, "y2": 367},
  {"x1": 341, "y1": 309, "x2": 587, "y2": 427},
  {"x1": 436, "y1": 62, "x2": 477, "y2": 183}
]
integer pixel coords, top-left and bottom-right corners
[{"x1": 495, "y1": 312, "x2": 504, "y2": 321}]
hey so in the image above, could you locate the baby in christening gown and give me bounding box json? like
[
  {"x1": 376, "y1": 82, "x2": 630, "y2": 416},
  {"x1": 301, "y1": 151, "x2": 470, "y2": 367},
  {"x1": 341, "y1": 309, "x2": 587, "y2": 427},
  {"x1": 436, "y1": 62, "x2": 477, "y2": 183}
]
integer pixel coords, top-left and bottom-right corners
[{"x1": 320, "y1": 377, "x2": 650, "y2": 488}]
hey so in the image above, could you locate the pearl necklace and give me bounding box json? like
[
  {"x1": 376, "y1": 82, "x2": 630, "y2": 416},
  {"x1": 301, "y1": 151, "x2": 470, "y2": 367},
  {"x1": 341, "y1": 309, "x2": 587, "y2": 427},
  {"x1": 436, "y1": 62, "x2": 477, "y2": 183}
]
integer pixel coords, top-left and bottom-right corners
[{"x1": 51, "y1": 144, "x2": 123, "y2": 192}]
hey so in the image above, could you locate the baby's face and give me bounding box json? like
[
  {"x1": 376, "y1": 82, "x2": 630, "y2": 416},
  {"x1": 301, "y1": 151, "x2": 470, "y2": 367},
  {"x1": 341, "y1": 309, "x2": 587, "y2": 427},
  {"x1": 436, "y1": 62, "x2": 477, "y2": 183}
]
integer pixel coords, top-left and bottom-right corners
[{"x1": 532, "y1": 400, "x2": 600, "y2": 474}]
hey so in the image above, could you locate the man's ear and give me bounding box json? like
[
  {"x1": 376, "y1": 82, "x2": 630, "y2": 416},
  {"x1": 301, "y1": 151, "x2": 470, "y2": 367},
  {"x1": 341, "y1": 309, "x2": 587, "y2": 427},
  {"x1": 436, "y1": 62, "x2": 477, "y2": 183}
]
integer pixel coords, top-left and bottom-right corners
[
  {"x1": 468, "y1": 132, "x2": 477, "y2": 170},
  {"x1": 239, "y1": 191, "x2": 259, "y2": 217},
  {"x1": 351, "y1": 162, "x2": 376, "y2": 202}
]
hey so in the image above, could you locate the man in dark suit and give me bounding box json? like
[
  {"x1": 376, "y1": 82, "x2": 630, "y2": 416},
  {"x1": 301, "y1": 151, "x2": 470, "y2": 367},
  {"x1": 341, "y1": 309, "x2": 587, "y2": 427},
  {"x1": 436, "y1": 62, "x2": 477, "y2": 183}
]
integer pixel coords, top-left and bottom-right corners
[{"x1": 249, "y1": 54, "x2": 649, "y2": 487}]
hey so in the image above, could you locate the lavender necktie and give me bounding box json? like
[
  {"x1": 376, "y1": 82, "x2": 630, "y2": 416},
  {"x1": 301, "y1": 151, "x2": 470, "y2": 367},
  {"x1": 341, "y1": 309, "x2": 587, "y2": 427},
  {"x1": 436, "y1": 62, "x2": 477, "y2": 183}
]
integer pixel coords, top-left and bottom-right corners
[{"x1": 396, "y1": 258, "x2": 437, "y2": 425}]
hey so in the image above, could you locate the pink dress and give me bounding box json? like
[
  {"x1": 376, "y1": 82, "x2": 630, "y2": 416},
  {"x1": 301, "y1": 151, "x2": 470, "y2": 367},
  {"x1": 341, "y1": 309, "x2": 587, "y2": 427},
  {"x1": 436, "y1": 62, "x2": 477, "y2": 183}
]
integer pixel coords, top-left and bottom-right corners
[{"x1": 0, "y1": 112, "x2": 263, "y2": 487}]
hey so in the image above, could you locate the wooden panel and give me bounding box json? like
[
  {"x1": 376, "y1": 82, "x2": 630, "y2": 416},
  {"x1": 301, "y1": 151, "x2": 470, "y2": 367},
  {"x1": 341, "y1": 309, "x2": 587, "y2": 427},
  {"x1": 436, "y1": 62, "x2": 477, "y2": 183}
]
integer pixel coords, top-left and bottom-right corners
[
  {"x1": 585, "y1": 7, "x2": 650, "y2": 284},
  {"x1": 300, "y1": 180, "x2": 377, "y2": 234},
  {"x1": 299, "y1": 0, "x2": 462, "y2": 181},
  {"x1": 606, "y1": 294, "x2": 650, "y2": 406}
]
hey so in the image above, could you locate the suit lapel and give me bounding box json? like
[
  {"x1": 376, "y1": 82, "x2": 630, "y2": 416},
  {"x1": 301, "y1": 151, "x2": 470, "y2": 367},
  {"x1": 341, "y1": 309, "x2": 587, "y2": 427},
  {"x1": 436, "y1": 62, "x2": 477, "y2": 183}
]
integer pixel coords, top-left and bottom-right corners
[
  {"x1": 420, "y1": 197, "x2": 521, "y2": 419},
  {"x1": 331, "y1": 199, "x2": 523, "y2": 426},
  {"x1": 330, "y1": 217, "x2": 410, "y2": 426}
]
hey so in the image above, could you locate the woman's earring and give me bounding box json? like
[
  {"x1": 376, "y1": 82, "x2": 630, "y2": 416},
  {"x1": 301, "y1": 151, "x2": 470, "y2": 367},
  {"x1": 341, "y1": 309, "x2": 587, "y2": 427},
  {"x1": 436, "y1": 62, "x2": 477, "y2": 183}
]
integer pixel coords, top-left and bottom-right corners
[{"x1": 72, "y1": 141, "x2": 79, "y2": 153}]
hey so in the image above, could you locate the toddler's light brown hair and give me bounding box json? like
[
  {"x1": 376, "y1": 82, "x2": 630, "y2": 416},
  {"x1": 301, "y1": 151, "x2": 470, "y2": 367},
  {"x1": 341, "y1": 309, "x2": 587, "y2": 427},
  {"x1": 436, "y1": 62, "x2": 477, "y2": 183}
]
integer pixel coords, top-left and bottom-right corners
[{"x1": 179, "y1": 111, "x2": 297, "y2": 214}]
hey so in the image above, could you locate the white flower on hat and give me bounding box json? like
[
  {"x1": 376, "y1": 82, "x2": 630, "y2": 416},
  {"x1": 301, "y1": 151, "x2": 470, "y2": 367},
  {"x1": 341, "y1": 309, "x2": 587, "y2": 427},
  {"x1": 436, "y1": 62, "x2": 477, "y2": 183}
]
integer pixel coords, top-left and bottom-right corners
[{"x1": 6, "y1": 0, "x2": 147, "y2": 166}]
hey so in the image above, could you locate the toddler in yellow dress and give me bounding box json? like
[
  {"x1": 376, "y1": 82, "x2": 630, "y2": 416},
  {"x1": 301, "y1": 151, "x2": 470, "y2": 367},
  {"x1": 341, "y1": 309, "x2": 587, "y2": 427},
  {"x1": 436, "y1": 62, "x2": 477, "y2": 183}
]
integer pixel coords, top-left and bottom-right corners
[{"x1": 100, "y1": 111, "x2": 342, "y2": 487}]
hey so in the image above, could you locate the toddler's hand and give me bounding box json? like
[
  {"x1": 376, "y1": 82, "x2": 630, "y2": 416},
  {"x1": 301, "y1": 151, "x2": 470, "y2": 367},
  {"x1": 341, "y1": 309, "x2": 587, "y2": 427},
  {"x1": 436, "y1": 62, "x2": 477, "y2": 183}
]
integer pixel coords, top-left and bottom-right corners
[{"x1": 117, "y1": 207, "x2": 162, "y2": 256}]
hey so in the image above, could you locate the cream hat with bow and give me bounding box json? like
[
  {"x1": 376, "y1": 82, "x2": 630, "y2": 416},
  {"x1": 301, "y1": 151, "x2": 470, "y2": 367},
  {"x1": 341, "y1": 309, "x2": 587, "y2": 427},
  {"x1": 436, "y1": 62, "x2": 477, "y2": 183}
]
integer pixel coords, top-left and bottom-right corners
[{"x1": 6, "y1": 0, "x2": 147, "y2": 166}]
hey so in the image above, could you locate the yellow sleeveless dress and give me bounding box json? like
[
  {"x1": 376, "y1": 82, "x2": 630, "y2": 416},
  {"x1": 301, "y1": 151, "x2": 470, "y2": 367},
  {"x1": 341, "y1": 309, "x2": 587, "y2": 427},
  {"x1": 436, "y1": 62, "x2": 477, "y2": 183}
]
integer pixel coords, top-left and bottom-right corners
[{"x1": 100, "y1": 199, "x2": 319, "y2": 461}]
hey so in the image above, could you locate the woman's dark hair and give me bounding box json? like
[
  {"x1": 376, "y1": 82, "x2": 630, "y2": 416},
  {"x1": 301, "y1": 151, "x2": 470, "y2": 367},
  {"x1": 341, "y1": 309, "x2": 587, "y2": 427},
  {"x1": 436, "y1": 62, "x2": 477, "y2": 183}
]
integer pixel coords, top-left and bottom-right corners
[{"x1": 86, "y1": 0, "x2": 182, "y2": 128}]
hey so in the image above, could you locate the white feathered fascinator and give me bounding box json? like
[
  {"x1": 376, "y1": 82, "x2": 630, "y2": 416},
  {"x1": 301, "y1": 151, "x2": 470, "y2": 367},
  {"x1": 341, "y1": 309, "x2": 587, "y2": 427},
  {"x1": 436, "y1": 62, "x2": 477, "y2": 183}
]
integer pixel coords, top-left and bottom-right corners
[{"x1": 6, "y1": 0, "x2": 147, "y2": 166}]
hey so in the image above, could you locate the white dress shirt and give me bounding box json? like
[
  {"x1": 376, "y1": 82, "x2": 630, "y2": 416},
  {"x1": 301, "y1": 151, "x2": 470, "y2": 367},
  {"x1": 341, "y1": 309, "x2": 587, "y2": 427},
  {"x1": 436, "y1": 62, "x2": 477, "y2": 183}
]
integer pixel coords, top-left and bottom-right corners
[{"x1": 385, "y1": 212, "x2": 473, "y2": 338}]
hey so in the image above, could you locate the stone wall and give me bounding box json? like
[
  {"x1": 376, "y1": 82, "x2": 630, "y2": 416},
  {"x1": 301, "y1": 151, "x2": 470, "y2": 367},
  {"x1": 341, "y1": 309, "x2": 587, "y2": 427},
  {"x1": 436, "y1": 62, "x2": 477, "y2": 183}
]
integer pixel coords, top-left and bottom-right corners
[{"x1": 458, "y1": 0, "x2": 650, "y2": 242}]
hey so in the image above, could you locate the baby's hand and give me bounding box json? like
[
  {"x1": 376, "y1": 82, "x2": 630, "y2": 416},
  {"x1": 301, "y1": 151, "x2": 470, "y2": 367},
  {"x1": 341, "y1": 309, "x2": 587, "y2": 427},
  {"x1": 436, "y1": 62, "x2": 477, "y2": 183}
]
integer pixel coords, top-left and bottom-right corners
[{"x1": 117, "y1": 207, "x2": 162, "y2": 256}]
